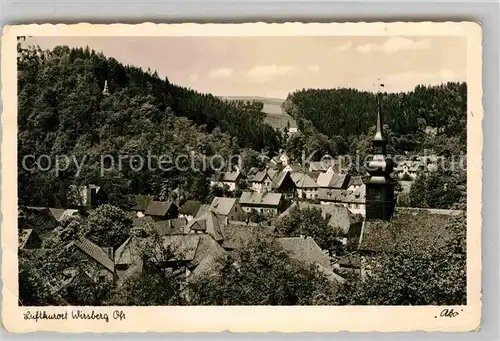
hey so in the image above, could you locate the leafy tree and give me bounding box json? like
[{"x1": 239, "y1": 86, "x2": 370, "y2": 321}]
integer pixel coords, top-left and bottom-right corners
[
  {"x1": 83, "y1": 204, "x2": 132, "y2": 249},
  {"x1": 188, "y1": 236, "x2": 338, "y2": 305},
  {"x1": 337, "y1": 215, "x2": 466, "y2": 305},
  {"x1": 409, "y1": 169, "x2": 465, "y2": 209},
  {"x1": 275, "y1": 207, "x2": 343, "y2": 256}
]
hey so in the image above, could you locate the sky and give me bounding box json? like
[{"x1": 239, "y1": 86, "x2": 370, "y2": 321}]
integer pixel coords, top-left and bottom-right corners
[{"x1": 26, "y1": 36, "x2": 466, "y2": 99}]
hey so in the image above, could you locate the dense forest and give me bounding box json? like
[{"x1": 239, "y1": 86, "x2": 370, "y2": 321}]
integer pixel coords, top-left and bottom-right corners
[
  {"x1": 18, "y1": 43, "x2": 281, "y2": 207},
  {"x1": 283, "y1": 83, "x2": 467, "y2": 158}
]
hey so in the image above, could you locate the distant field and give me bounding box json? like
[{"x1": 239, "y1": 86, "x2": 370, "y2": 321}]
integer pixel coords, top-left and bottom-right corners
[{"x1": 221, "y1": 96, "x2": 298, "y2": 131}]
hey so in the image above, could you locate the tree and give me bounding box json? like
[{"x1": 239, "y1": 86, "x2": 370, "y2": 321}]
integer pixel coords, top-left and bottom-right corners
[
  {"x1": 83, "y1": 204, "x2": 132, "y2": 249},
  {"x1": 275, "y1": 207, "x2": 343, "y2": 256},
  {"x1": 188, "y1": 236, "x2": 338, "y2": 305},
  {"x1": 409, "y1": 169, "x2": 465, "y2": 209},
  {"x1": 337, "y1": 213, "x2": 466, "y2": 305}
]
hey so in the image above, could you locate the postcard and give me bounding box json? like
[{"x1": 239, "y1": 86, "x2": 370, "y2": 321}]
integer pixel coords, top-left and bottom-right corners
[{"x1": 2, "y1": 22, "x2": 482, "y2": 332}]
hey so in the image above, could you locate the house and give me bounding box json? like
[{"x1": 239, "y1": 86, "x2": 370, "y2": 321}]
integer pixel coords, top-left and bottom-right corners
[
  {"x1": 239, "y1": 191, "x2": 284, "y2": 216},
  {"x1": 18, "y1": 206, "x2": 58, "y2": 238},
  {"x1": 276, "y1": 236, "x2": 345, "y2": 284},
  {"x1": 67, "y1": 184, "x2": 108, "y2": 210},
  {"x1": 220, "y1": 223, "x2": 274, "y2": 251},
  {"x1": 279, "y1": 202, "x2": 363, "y2": 240},
  {"x1": 290, "y1": 172, "x2": 318, "y2": 199},
  {"x1": 266, "y1": 169, "x2": 296, "y2": 198},
  {"x1": 152, "y1": 217, "x2": 188, "y2": 236},
  {"x1": 144, "y1": 200, "x2": 179, "y2": 221},
  {"x1": 128, "y1": 195, "x2": 155, "y2": 216},
  {"x1": 18, "y1": 229, "x2": 42, "y2": 249},
  {"x1": 209, "y1": 197, "x2": 245, "y2": 221},
  {"x1": 317, "y1": 184, "x2": 367, "y2": 217},
  {"x1": 247, "y1": 169, "x2": 267, "y2": 192},
  {"x1": 283, "y1": 163, "x2": 302, "y2": 173},
  {"x1": 194, "y1": 204, "x2": 211, "y2": 219},
  {"x1": 179, "y1": 200, "x2": 202, "y2": 222},
  {"x1": 186, "y1": 210, "x2": 226, "y2": 241},
  {"x1": 394, "y1": 160, "x2": 425, "y2": 180},
  {"x1": 210, "y1": 170, "x2": 242, "y2": 192},
  {"x1": 71, "y1": 237, "x2": 116, "y2": 282},
  {"x1": 308, "y1": 159, "x2": 340, "y2": 173},
  {"x1": 49, "y1": 208, "x2": 81, "y2": 222},
  {"x1": 316, "y1": 173, "x2": 351, "y2": 190}
]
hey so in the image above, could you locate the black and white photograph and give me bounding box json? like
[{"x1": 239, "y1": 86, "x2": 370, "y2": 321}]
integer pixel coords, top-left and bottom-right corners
[{"x1": 3, "y1": 22, "x2": 482, "y2": 332}]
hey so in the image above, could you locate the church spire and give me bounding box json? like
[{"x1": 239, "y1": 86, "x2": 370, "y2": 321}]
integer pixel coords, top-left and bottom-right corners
[
  {"x1": 365, "y1": 87, "x2": 395, "y2": 221},
  {"x1": 373, "y1": 94, "x2": 385, "y2": 142}
]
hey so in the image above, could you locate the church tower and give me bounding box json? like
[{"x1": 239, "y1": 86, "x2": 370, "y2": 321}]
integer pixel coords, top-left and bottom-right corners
[{"x1": 365, "y1": 94, "x2": 395, "y2": 221}]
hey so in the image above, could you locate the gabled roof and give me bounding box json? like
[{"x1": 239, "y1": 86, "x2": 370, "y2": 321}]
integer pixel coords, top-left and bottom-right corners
[
  {"x1": 222, "y1": 171, "x2": 241, "y2": 182},
  {"x1": 18, "y1": 229, "x2": 41, "y2": 249},
  {"x1": 74, "y1": 238, "x2": 114, "y2": 273},
  {"x1": 48, "y1": 208, "x2": 66, "y2": 222},
  {"x1": 115, "y1": 236, "x2": 147, "y2": 266},
  {"x1": 316, "y1": 185, "x2": 366, "y2": 204},
  {"x1": 210, "y1": 197, "x2": 237, "y2": 216},
  {"x1": 268, "y1": 170, "x2": 291, "y2": 189},
  {"x1": 316, "y1": 173, "x2": 350, "y2": 189},
  {"x1": 145, "y1": 201, "x2": 175, "y2": 217},
  {"x1": 249, "y1": 170, "x2": 267, "y2": 183},
  {"x1": 129, "y1": 195, "x2": 155, "y2": 211},
  {"x1": 221, "y1": 224, "x2": 274, "y2": 250},
  {"x1": 290, "y1": 172, "x2": 318, "y2": 188},
  {"x1": 160, "y1": 235, "x2": 201, "y2": 262},
  {"x1": 194, "y1": 204, "x2": 211, "y2": 219},
  {"x1": 153, "y1": 217, "x2": 188, "y2": 236},
  {"x1": 239, "y1": 191, "x2": 283, "y2": 207},
  {"x1": 277, "y1": 237, "x2": 330, "y2": 269},
  {"x1": 190, "y1": 234, "x2": 227, "y2": 269},
  {"x1": 186, "y1": 210, "x2": 225, "y2": 241},
  {"x1": 179, "y1": 200, "x2": 202, "y2": 216}
]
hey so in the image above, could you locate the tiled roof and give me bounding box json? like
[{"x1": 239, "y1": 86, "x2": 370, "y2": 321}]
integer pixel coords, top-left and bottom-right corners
[
  {"x1": 222, "y1": 171, "x2": 241, "y2": 182},
  {"x1": 74, "y1": 238, "x2": 114, "y2": 273},
  {"x1": 249, "y1": 170, "x2": 267, "y2": 183},
  {"x1": 133, "y1": 216, "x2": 155, "y2": 228},
  {"x1": 153, "y1": 217, "x2": 188, "y2": 235},
  {"x1": 290, "y1": 172, "x2": 318, "y2": 188},
  {"x1": 316, "y1": 185, "x2": 366, "y2": 204},
  {"x1": 316, "y1": 173, "x2": 350, "y2": 189},
  {"x1": 115, "y1": 236, "x2": 147, "y2": 266},
  {"x1": 190, "y1": 234, "x2": 227, "y2": 268},
  {"x1": 359, "y1": 209, "x2": 464, "y2": 253},
  {"x1": 277, "y1": 237, "x2": 330, "y2": 269},
  {"x1": 160, "y1": 235, "x2": 201, "y2": 261},
  {"x1": 186, "y1": 210, "x2": 225, "y2": 241},
  {"x1": 210, "y1": 197, "x2": 237, "y2": 216},
  {"x1": 194, "y1": 204, "x2": 211, "y2": 219},
  {"x1": 179, "y1": 200, "x2": 202, "y2": 216},
  {"x1": 48, "y1": 208, "x2": 66, "y2": 222},
  {"x1": 239, "y1": 191, "x2": 283, "y2": 207},
  {"x1": 145, "y1": 201, "x2": 175, "y2": 217},
  {"x1": 221, "y1": 224, "x2": 274, "y2": 250},
  {"x1": 129, "y1": 195, "x2": 154, "y2": 211}
]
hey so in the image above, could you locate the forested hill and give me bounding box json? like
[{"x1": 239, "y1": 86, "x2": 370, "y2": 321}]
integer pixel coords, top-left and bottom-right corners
[
  {"x1": 17, "y1": 44, "x2": 281, "y2": 206},
  {"x1": 283, "y1": 83, "x2": 467, "y2": 156}
]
